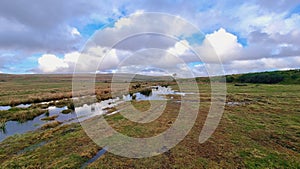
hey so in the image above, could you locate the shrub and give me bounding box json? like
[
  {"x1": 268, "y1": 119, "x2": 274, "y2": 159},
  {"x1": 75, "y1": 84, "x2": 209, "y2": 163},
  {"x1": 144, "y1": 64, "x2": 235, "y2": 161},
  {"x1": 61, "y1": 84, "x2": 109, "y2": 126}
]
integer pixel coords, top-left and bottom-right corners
[
  {"x1": 238, "y1": 73, "x2": 284, "y2": 84},
  {"x1": 226, "y1": 76, "x2": 235, "y2": 83}
]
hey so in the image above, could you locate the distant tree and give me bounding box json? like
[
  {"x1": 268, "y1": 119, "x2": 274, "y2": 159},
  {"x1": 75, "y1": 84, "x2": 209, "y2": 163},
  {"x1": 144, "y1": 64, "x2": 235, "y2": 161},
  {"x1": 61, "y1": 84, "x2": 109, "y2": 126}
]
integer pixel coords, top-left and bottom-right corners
[
  {"x1": 226, "y1": 76, "x2": 235, "y2": 83},
  {"x1": 291, "y1": 74, "x2": 298, "y2": 80},
  {"x1": 238, "y1": 73, "x2": 284, "y2": 84}
]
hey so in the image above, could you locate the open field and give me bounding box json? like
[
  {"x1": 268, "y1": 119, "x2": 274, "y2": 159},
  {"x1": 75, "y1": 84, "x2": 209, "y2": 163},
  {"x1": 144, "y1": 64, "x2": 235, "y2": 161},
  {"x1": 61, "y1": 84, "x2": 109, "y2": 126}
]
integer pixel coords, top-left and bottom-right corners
[
  {"x1": 0, "y1": 74, "x2": 299, "y2": 168},
  {"x1": 0, "y1": 74, "x2": 172, "y2": 106}
]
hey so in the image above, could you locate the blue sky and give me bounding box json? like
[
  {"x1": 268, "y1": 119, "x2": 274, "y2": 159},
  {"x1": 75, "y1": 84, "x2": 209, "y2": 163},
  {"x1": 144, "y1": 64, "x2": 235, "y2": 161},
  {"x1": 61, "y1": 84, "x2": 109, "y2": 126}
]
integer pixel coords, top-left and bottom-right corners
[{"x1": 0, "y1": 0, "x2": 299, "y2": 76}]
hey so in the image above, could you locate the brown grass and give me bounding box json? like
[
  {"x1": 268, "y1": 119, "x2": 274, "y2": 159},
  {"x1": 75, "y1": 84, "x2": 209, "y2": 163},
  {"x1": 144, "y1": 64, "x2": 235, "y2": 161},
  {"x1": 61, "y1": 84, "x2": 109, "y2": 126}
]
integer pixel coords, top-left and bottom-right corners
[
  {"x1": 41, "y1": 115, "x2": 59, "y2": 121},
  {"x1": 41, "y1": 121, "x2": 62, "y2": 130}
]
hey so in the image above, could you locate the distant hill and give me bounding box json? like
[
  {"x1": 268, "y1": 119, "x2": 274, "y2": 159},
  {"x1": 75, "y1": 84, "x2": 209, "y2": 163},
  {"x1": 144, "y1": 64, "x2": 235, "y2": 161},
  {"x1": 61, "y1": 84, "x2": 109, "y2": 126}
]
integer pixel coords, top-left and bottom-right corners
[
  {"x1": 0, "y1": 73, "x2": 174, "y2": 83},
  {"x1": 225, "y1": 69, "x2": 300, "y2": 84},
  {"x1": 1, "y1": 69, "x2": 299, "y2": 84}
]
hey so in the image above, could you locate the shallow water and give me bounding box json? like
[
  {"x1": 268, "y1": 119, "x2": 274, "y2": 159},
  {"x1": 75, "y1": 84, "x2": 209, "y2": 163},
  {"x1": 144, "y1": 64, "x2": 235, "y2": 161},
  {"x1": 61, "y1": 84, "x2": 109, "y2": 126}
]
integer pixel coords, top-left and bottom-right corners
[
  {"x1": 81, "y1": 147, "x2": 108, "y2": 169},
  {"x1": 226, "y1": 101, "x2": 251, "y2": 106},
  {"x1": 16, "y1": 104, "x2": 32, "y2": 108},
  {"x1": 0, "y1": 86, "x2": 188, "y2": 142},
  {"x1": 0, "y1": 106, "x2": 67, "y2": 141},
  {"x1": 122, "y1": 86, "x2": 189, "y2": 101},
  {"x1": 0, "y1": 106, "x2": 11, "y2": 111},
  {"x1": 0, "y1": 103, "x2": 32, "y2": 111},
  {"x1": 0, "y1": 98, "x2": 124, "y2": 141}
]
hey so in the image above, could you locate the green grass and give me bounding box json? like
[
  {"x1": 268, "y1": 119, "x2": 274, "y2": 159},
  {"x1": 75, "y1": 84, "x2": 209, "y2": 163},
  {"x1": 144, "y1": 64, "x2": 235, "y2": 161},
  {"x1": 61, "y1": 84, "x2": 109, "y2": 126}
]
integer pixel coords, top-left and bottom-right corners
[
  {"x1": 0, "y1": 107, "x2": 48, "y2": 123},
  {"x1": 0, "y1": 123, "x2": 99, "y2": 168},
  {"x1": 0, "y1": 74, "x2": 299, "y2": 168}
]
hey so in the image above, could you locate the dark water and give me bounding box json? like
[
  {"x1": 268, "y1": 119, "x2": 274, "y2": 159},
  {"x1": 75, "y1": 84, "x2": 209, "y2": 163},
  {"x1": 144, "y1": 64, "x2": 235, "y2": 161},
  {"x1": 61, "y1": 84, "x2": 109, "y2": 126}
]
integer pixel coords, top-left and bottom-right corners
[{"x1": 81, "y1": 147, "x2": 108, "y2": 169}]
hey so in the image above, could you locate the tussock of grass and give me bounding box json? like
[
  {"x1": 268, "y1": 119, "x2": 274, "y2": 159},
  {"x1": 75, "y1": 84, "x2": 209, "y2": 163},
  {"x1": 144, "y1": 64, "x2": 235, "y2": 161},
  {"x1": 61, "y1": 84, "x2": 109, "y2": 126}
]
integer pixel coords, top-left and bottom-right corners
[
  {"x1": 0, "y1": 119, "x2": 6, "y2": 133},
  {"x1": 67, "y1": 102, "x2": 75, "y2": 110},
  {"x1": 41, "y1": 115, "x2": 58, "y2": 121},
  {"x1": 139, "y1": 88, "x2": 152, "y2": 96},
  {"x1": 61, "y1": 109, "x2": 72, "y2": 114},
  {"x1": 41, "y1": 121, "x2": 62, "y2": 130},
  {"x1": 0, "y1": 108, "x2": 48, "y2": 123}
]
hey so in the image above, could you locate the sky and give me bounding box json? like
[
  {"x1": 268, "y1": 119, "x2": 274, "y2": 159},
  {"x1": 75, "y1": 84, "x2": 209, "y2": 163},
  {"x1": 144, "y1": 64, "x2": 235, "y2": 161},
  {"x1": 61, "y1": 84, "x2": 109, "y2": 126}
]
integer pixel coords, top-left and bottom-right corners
[{"x1": 0, "y1": 0, "x2": 300, "y2": 77}]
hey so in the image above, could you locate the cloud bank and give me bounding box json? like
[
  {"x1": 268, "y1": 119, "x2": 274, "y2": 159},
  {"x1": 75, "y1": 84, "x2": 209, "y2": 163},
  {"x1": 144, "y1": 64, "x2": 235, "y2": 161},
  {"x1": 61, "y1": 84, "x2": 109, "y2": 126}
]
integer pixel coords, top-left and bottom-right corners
[{"x1": 0, "y1": 1, "x2": 299, "y2": 75}]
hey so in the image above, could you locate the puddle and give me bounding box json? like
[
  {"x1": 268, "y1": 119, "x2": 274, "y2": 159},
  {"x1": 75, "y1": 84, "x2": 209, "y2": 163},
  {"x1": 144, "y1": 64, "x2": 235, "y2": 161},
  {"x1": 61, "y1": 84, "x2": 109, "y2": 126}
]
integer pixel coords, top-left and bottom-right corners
[
  {"x1": 65, "y1": 97, "x2": 124, "y2": 124},
  {"x1": 0, "y1": 106, "x2": 11, "y2": 111},
  {"x1": 0, "y1": 103, "x2": 32, "y2": 111},
  {"x1": 0, "y1": 99, "x2": 123, "y2": 141},
  {"x1": 81, "y1": 147, "x2": 108, "y2": 169},
  {"x1": 0, "y1": 106, "x2": 67, "y2": 141},
  {"x1": 123, "y1": 92, "x2": 165, "y2": 101},
  {"x1": 16, "y1": 104, "x2": 32, "y2": 108},
  {"x1": 122, "y1": 86, "x2": 189, "y2": 101},
  {"x1": 0, "y1": 86, "x2": 192, "y2": 142},
  {"x1": 106, "y1": 110, "x2": 120, "y2": 116},
  {"x1": 226, "y1": 101, "x2": 251, "y2": 106}
]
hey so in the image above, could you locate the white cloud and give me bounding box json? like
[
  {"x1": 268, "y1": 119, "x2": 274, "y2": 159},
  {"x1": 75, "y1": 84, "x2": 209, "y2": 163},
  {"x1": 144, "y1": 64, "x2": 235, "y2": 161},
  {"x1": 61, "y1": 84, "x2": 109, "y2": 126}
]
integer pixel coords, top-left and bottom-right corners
[
  {"x1": 113, "y1": 10, "x2": 144, "y2": 29},
  {"x1": 190, "y1": 55, "x2": 300, "y2": 76},
  {"x1": 264, "y1": 13, "x2": 300, "y2": 35},
  {"x1": 71, "y1": 27, "x2": 81, "y2": 37},
  {"x1": 195, "y1": 28, "x2": 243, "y2": 63},
  {"x1": 167, "y1": 40, "x2": 190, "y2": 56},
  {"x1": 92, "y1": 13, "x2": 198, "y2": 50},
  {"x1": 234, "y1": 4, "x2": 282, "y2": 33},
  {"x1": 206, "y1": 28, "x2": 242, "y2": 59},
  {"x1": 70, "y1": 46, "x2": 124, "y2": 73},
  {"x1": 64, "y1": 52, "x2": 80, "y2": 63},
  {"x1": 38, "y1": 54, "x2": 68, "y2": 73},
  {"x1": 98, "y1": 48, "x2": 120, "y2": 70},
  {"x1": 34, "y1": 7, "x2": 300, "y2": 76},
  {"x1": 38, "y1": 52, "x2": 80, "y2": 73},
  {"x1": 67, "y1": 13, "x2": 205, "y2": 76},
  {"x1": 223, "y1": 56, "x2": 300, "y2": 75}
]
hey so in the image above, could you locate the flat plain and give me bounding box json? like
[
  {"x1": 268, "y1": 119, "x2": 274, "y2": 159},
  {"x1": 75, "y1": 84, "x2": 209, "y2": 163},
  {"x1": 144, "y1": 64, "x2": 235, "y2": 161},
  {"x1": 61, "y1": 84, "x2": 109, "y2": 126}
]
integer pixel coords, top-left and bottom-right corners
[{"x1": 0, "y1": 74, "x2": 299, "y2": 168}]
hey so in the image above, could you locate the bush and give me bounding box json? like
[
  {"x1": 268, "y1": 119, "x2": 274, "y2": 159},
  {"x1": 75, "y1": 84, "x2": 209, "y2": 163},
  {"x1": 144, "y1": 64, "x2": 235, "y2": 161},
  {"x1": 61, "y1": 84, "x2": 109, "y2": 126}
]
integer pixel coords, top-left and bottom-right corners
[
  {"x1": 238, "y1": 73, "x2": 284, "y2": 84},
  {"x1": 226, "y1": 76, "x2": 235, "y2": 83},
  {"x1": 291, "y1": 74, "x2": 298, "y2": 80}
]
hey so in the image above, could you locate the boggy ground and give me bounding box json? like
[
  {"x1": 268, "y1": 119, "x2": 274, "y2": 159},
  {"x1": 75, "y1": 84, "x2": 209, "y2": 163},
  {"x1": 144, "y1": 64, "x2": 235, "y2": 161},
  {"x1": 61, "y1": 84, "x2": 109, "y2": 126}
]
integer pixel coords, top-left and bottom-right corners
[
  {"x1": 0, "y1": 79, "x2": 299, "y2": 168},
  {"x1": 0, "y1": 74, "x2": 171, "y2": 106}
]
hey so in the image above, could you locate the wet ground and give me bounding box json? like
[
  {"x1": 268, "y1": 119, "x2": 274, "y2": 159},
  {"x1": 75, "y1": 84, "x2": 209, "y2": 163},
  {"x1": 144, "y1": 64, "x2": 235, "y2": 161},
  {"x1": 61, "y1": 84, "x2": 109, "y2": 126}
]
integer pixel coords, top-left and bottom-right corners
[{"x1": 0, "y1": 86, "x2": 188, "y2": 142}]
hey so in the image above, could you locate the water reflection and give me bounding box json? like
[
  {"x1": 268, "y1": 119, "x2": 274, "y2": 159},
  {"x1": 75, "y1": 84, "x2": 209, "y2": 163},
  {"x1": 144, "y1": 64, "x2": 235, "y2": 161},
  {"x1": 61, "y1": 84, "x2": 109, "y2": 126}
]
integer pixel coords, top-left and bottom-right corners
[
  {"x1": 0, "y1": 86, "x2": 185, "y2": 142},
  {"x1": 0, "y1": 103, "x2": 32, "y2": 111},
  {"x1": 0, "y1": 106, "x2": 11, "y2": 111},
  {"x1": 16, "y1": 104, "x2": 31, "y2": 108},
  {"x1": 0, "y1": 106, "x2": 66, "y2": 141}
]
